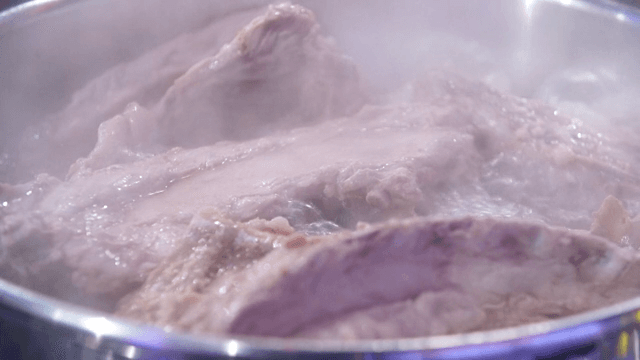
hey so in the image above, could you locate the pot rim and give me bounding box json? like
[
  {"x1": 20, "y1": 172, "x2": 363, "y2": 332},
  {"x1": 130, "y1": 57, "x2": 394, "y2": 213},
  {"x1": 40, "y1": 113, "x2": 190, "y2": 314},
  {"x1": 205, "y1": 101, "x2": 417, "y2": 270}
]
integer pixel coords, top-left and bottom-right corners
[{"x1": 2, "y1": 0, "x2": 640, "y2": 357}]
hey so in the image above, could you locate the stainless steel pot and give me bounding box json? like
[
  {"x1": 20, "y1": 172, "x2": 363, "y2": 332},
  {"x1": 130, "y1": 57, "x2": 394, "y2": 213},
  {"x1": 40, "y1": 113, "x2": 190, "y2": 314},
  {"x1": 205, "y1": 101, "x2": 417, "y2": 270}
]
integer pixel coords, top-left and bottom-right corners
[{"x1": 2, "y1": 1, "x2": 640, "y2": 359}]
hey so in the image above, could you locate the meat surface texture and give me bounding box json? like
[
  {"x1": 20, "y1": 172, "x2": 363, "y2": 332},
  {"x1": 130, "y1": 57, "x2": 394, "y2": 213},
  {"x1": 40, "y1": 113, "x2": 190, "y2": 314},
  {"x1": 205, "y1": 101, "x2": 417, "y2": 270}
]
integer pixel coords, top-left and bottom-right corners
[
  {"x1": 116, "y1": 217, "x2": 640, "y2": 338},
  {"x1": 14, "y1": 6, "x2": 267, "y2": 181},
  {"x1": 1, "y1": 2, "x2": 640, "y2": 339}
]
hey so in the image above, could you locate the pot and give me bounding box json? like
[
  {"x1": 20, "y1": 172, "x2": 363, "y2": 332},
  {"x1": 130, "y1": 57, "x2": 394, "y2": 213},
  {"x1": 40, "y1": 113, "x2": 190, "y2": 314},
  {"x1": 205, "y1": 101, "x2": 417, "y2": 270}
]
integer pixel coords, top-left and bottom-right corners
[{"x1": 1, "y1": 1, "x2": 640, "y2": 359}]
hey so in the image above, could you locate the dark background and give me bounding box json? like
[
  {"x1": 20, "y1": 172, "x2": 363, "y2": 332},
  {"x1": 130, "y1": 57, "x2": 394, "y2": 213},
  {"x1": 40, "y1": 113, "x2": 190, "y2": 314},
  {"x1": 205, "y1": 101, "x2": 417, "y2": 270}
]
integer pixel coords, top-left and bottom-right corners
[{"x1": 1, "y1": 0, "x2": 640, "y2": 13}]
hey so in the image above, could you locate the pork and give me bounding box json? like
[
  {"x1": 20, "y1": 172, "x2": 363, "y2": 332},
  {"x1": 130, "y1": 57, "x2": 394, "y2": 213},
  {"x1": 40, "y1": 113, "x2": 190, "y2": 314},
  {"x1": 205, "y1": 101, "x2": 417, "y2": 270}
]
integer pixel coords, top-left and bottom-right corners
[
  {"x1": 1, "y1": 2, "x2": 640, "y2": 338},
  {"x1": 116, "y1": 216, "x2": 640, "y2": 338},
  {"x1": 13, "y1": 6, "x2": 267, "y2": 181}
]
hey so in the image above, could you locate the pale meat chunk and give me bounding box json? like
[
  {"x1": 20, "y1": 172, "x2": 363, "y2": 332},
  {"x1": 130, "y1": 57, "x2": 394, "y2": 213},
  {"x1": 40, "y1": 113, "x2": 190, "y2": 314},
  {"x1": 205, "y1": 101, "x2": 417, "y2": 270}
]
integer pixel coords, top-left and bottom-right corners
[
  {"x1": 590, "y1": 195, "x2": 640, "y2": 248},
  {"x1": 116, "y1": 217, "x2": 640, "y2": 339},
  {"x1": 153, "y1": 2, "x2": 367, "y2": 148},
  {"x1": 15, "y1": 6, "x2": 268, "y2": 180},
  {"x1": 3, "y1": 71, "x2": 639, "y2": 313},
  {"x1": 1, "y1": 2, "x2": 370, "y2": 304},
  {"x1": 67, "y1": 3, "x2": 367, "y2": 174}
]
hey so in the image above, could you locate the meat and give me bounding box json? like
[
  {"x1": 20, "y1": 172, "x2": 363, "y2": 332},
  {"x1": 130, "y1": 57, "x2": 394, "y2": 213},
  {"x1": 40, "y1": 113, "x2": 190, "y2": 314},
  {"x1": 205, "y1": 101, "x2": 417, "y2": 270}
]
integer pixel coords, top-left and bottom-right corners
[
  {"x1": 153, "y1": 3, "x2": 366, "y2": 148},
  {"x1": 1, "y1": 2, "x2": 640, "y2": 339},
  {"x1": 14, "y1": 6, "x2": 268, "y2": 181},
  {"x1": 2, "y1": 2, "x2": 369, "y2": 306},
  {"x1": 116, "y1": 217, "x2": 640, "y2": 338}
]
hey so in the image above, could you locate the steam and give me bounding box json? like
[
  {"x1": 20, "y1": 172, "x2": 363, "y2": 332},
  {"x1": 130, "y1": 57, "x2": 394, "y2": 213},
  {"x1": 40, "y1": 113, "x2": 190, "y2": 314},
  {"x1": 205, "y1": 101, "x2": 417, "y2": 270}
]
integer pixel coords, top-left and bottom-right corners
[
  {"x1": 3, "y1": 0, "x2": 640, "y2": 183},
  {"x1": 0, "y1": 0, "x2": 272, "y2": 182},
  {"x1": 1, "y1": 0, "x2": 640, "y2": 335}
]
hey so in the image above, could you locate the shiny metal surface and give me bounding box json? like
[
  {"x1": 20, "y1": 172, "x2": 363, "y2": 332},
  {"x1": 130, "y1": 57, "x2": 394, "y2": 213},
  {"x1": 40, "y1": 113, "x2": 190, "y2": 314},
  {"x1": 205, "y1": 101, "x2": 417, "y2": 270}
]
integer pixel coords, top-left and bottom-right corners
[
  {"x1": 0, "y1": 0, "x2": 84, "y2": 32},
  {"x1": 2, "y1": 0, "x2": 640, "y2": 359}
]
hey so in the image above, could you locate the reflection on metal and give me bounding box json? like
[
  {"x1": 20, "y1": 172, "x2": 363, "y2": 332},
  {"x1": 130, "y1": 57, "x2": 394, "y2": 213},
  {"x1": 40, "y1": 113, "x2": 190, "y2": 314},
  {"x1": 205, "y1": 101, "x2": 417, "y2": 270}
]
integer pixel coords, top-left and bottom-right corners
[
  {"x1": 123, "y1": 345, "x2": 141, "y2": 359},
  {"x1": 618, "y1": 331, "x2": 629, "y2": 358},
  {"x1": 523, "y1": 0, "x2": 538, "y2": 19},
  {"x1": 226, "y1": 340, "x2": 239, "y2": 357},
  {"x1": 0, "y1": 0, "x2": 85, "y2": 35},
  {"x1": 610, "y1": 328, "x2": 640, "y2": 359},
  {"x1": 521, "y1": 0, "x2": 640, "y2": 30},
  {"x1": 82, "y1": 316, "x2": 118, "y2": 338},
  {"x1": 560, "y1": 0, "x2": 640, "y2": 26},
  {"x1": 617, "y1": 12, "x2": 629, "y2": 21},
  {"x1": 105, "y1": 349, "x2": 115, "y2": 360},
  {"x1": 519, "y1": 0, "x2": 640, "y2": 28}
]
